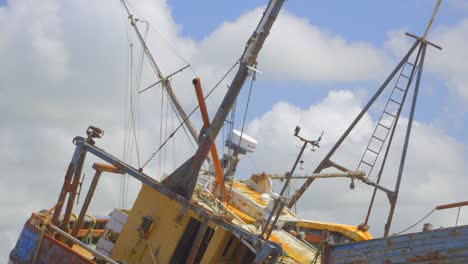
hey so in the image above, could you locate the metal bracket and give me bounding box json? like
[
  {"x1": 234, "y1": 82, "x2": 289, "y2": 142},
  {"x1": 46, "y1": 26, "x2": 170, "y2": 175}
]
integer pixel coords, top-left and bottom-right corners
[
  {"x1": 405, "y1": 32, "x2": 442, "y2": 50},
  {"x1": 139, "y1": 64, "x2": 191, "y2": 94}
]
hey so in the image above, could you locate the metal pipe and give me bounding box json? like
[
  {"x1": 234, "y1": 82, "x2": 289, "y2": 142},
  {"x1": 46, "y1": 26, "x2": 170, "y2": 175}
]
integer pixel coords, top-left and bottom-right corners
[
  {"x1": 70, "y1": 170, "x2": 102, "y2": 238},
  {"x1": 51, "y1": 142, "x2": 83, "y2": 225},
  {"x1": 384, "y1": 43, "x2": 427, "y2": 237},
  {"x1": 263, "y1": 140, "x2": 308, "y2": 239},
  {"x1": 268, "y1": 171, "x2": 365, "y2": 179},
  {"x1": 436, "y1": 201, "x2": 468, "y2": 211},
  {"x1": 47, "y1": 222, "x2": 120, "y2": 264},
  {"x1": 193, "y1": 77, "x2": 226, "y2": 200},
  {"x1": 288, "y1": 39, "x2": 421, "y2": 209},
  {"x1": 423, "y1": 0, "x2": 442, "y2": 41},
  {"x1": 61, "y1": 148, "x2": 87, "y2": 231}
]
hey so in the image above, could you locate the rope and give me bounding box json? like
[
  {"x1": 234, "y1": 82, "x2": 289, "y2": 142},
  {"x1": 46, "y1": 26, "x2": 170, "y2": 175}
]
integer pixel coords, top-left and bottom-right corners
[
  {"x1": 395, "y1": 208, "x2": 435, "y2": 235},
  {"x1": 139, "y1": 62, "x2": 239, "y2": 170}
]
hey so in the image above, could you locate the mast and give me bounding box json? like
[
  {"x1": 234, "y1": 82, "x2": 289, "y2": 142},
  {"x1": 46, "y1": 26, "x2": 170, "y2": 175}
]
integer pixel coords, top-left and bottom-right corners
[
  {"x1": 287, "y1": 1, "x2": 443, "y2": 237},
  {"x1": 120, "y1": 0, "x2": 199, "y2": 146},
  {"x1": 163, "y1": 0, "x2": 287, "y2": 198}
]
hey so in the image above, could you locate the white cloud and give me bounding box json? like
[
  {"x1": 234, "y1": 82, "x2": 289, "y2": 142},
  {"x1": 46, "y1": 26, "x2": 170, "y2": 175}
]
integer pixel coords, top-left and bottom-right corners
[
  {"x1": 1, "y1": 0, "x2": 466, "y2": 259},
  {"x1": 384, "y1": 19, "x2": 468, "y2": 105},
  {"x1": 194, "y1": 8, "x2": 391, "y2": 83},
  {"x1": 243, "y1": 90, "x2": 468, "y2": 236},
  {"x1": 428, "y1": 18, "x2": 468, "y2": 102},
  {"x1": 0, "y1": 0, "x2": 68, "y2": 81}
]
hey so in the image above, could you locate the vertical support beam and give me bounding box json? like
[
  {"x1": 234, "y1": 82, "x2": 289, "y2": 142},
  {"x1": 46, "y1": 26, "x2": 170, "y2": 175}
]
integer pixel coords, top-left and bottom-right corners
[
  {"x1": 384, "y1": 43, "x2": 427, "y2": 237},
  {"x1": 51, "y1": 142, "x2": 83, "y2": 225},
  {"x1": 70, "y1": 170, "x2": 102, "y2": 239},
  {"x1": 287, "y1": 39, "x2": 421, "y2": 209},
  {"x1": 61, "y1": 148, "x2": 87, "y2": 231},
  {"x1": 193, "y1": 78, "x2": 226, "y2": 199},
  {"x1": 185, "y1": 217, "x2": 210, "y2": 264}
]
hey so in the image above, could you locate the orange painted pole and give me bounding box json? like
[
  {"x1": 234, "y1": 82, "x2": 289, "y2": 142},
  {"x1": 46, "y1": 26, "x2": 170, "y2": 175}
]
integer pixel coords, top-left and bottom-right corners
[
  {"x1": 436, "y1": 201, "x2": 468, "y2": 210},
  {"x1": 193, "y1": 77, "x2": 226, "y2": 200}
]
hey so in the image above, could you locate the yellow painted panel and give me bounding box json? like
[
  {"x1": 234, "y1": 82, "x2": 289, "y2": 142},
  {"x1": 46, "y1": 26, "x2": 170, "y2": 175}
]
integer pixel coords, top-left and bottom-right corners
[
  {"x1": 297, "y1": 220, "x2": 373, "y2": 241},
  {"x1": 111, "y1": 184, "x2": 196, "y2": 263},
  {"x1": 200, "y1": 228, "x2": 231, "y2": 264}
]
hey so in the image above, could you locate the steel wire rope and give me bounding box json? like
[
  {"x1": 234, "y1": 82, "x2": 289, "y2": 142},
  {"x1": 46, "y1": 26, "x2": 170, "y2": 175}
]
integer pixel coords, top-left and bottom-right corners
[
  {"x1": 172, "y1": 107, "x2": 176, "y2": 172},
  {"x1": 225, "y1": 70, "x2": 257, "y2": 210},
  {"x1": 121, "y1": 43, "x2": 133, "y2": 208},
  {"x1": 144, "y1": 20, "x2": 196, "y2": 76},
  {"x1": 123, "y1": 26, "x2": 147, "y2": 207},
  {"x1": 163, "y1": 90, "x2": 170, "y2": 174},
  {"x1": 162, "y1": 88, "x2": 197, "y2": 152},
  {"x1": 139, "y1": 62, "x2": 239, "y2": 170},
  {"x1": 124, "y1": 1, "x2": 196, "y2": 77},
  {"x1": 128, "y1": 37, "x2": 146, "y2": 206},
  {"x1": 456, "y1": 207, "x2": 462, "y2": 226},
  {"x1": 395, "y1": 208, "x2": 435, "y2": 235},
  {"x1": 120, "y1": 19, "x2": 149, "y2": 206}
]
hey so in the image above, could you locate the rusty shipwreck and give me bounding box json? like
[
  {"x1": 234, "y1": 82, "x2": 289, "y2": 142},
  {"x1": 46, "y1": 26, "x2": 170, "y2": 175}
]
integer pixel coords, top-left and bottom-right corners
[{"x1": 9, "y1": 0, "x2": 468, "y2": 263}]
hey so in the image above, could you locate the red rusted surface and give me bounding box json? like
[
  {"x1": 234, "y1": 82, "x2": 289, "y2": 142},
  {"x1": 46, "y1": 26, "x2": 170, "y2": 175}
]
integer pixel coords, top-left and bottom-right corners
[
  {"x1": 406, "y1": 252, "x2": 441, "y2": 262},
  {"x1": 36, "y1": 233, "x2": 95, "y2": 264}
]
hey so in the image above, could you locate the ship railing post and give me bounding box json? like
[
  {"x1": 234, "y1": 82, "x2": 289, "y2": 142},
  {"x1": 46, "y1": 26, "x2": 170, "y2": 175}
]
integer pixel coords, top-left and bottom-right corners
[{"x1": 51, "y1": 140, "x2": 84, "y2": 225}]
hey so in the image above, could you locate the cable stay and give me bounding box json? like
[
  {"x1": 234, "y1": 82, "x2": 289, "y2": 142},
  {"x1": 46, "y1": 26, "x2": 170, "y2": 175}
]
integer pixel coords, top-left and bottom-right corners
[
  {"x1": 120, "y1": 0, "x2": 201, "y2": 156},
  {"x1": 139, "y1": 62, "x2": 240, "y2": 171}
]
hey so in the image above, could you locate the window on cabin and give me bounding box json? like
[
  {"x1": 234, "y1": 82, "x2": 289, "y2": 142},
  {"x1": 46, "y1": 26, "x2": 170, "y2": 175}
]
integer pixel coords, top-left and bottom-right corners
[{"x1": 170, "y1": 218, "x2": 201, "y2": 264}]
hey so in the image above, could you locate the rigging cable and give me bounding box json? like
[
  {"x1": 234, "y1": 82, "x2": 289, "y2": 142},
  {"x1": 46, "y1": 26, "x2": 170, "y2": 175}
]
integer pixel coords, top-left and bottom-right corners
[
  {"x1": 158, "y1": 74, "x2": 165, "y2": 176},
  {"x1": 225, "y1": 69, "x2": 257, "y2": 210},
  {"x1": 146, "y1": 24, "x2": 197, "y2": 77},
  {"x1": 395, "y1": 208, "x2": 435, "y2": 235},
  {"x1": 163, "y1": 88, "x2": 198, "y2": 152},
  {"x1": 456, "y1": 206, "x2": 462, "y2": 226},
  {"x1": 139, "y1": 61, "x2": 239, "y2": 170}
]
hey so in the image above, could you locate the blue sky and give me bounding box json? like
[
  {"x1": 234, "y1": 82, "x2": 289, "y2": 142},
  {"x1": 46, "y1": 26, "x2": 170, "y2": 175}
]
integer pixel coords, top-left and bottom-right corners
[
  {"x1": 0, "y1": 0, "x2": 467, "y2": 256},
  {"x1": 170, "y1": 1, "x2": 466, "y2": 43},
  {"x1": 168, "y1": 1, "x2": 468, "y2": 142}
]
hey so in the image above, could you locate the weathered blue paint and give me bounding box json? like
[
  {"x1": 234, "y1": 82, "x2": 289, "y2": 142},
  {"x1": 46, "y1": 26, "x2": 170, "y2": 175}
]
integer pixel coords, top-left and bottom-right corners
[
  {"x1": 325, "y1": 225, "x2": 468, "y2": 264},
  {"x1": 9, "y1": 225, "x2": 39, "y2": 262}
]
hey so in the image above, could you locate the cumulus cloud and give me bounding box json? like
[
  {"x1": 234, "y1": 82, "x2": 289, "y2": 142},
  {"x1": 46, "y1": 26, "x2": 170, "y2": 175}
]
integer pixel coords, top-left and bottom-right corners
[
  {"x1": 384, "y1": 19, "x2": 468, "y2": 105},
  {"x1": 1, "y1": 0, "x2": 466, "y2": 260},
  {"x1": 194, "y1": 8, "x2": 391, "y2": 83},
  {"x1": 0, "y1": 0, "x2": 68, "y2": 81},
  {"x1": 243, "y1": 90, "x2": 467, "y2": 236},
  {"x1": 428, "y1": 19, "x2": 468, "y2": 102}
]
